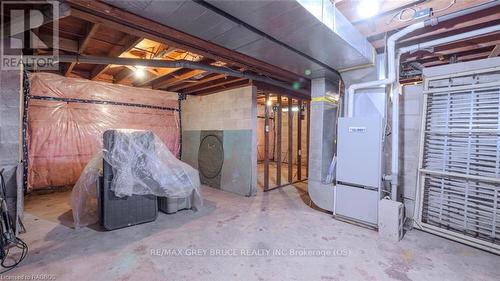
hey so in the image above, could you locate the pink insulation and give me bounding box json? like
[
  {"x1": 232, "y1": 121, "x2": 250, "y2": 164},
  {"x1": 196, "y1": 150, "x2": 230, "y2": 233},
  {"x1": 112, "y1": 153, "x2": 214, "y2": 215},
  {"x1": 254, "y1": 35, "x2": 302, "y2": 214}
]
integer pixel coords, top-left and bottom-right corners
[{"x1": 28, "y1": 73, "x2": 180, "y2": 189}]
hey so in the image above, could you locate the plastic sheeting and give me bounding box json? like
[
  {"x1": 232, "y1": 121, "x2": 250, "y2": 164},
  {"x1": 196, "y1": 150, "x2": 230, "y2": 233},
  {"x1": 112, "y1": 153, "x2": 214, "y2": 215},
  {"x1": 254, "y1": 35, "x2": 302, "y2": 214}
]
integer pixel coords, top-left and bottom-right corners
[
  {"x1": 28, "y1": 73, "x2": 180, "y2": 189},
  {"x1": 71, "y1": 130, "x2": 202, "y2": 228}
]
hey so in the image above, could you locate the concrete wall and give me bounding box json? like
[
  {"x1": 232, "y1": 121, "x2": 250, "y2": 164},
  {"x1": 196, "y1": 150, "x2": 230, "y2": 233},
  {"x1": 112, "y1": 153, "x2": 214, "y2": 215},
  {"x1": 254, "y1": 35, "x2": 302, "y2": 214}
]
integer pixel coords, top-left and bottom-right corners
[{"x1": 181, "y1": 86, "x2": 257, "y2": 196}]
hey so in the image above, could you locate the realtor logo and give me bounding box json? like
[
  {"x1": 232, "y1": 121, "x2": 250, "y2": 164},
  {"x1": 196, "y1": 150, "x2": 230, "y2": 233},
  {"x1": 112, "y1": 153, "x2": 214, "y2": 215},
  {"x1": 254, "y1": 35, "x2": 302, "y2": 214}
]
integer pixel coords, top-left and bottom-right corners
[{"x1": 1, "y1": 1, "x2": 60, "y2": 70}]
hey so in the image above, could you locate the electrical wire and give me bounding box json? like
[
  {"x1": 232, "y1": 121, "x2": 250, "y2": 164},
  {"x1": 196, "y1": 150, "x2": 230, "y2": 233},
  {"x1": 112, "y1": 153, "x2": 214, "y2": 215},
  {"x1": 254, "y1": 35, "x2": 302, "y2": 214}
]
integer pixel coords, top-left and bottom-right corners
[
  {"x1": 433, "y1": 0, "x2": 456, "y2": 13},
  {"x1": 0, "y1": 169, "x2": 28, "y2": 274},
  {"x1": 387, "y1": 0, "x2": 457, "y2": 24}
]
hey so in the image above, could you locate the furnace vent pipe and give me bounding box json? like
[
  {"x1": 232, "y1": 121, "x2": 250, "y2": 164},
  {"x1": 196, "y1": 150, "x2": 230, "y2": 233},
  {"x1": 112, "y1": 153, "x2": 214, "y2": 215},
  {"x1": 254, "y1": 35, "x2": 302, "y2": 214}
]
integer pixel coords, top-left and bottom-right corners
[{"x1": 346, "y1": 1, "x2": 500, "y2": 202}]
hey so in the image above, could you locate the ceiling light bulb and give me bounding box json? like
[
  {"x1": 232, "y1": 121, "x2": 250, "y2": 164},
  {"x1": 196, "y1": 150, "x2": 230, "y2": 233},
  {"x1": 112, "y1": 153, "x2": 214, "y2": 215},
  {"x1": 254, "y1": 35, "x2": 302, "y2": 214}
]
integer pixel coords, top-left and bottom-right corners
[
  {"x1": 135, "y1": 66, "x2": 145, "y2": 78},
  {"x1": 357, "y1": 0, "x2": 380, "y2": 19},
  {"x1": 266, "y1": 100, "x2": 273, "y2": 106}
]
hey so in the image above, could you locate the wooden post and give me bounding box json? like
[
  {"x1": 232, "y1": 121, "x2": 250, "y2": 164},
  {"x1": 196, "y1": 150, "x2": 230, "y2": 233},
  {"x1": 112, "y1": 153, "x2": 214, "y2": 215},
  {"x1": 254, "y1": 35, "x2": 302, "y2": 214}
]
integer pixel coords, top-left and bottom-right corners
[
  {"x1": 264, "y1": 93, "x2": 270, "y2": 191},
  {"x1": 288, "y1": 97, "x2": 293, "y2": 183},
  {"x1": 306, "y1": 101, "x2": 310, "y2": 178},
  {"x1": 276, "y1": 94, "x2": 282, "y2": 187},
  {"x1": 297, "y1": 100, "x2": 302, "y2": 181}
]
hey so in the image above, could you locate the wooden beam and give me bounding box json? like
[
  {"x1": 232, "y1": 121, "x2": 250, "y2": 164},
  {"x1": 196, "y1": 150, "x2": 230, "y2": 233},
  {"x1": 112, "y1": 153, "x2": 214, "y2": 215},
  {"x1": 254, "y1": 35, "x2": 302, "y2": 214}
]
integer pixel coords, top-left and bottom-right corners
[
  {"x1": 360, "y1": 0, "x2": 493, "y2": 40},
  {"x1": 402, "y1": 34, "x2": 500, "y2": 62},
  {"x1": 297, "y1": 99, "x2": 302, "y2": 181},
  {"x1": 113, "y1": 67, "x2": 134, "y2": 84},
  {"x1": 184, "y1": 77, "x2": 247, "y2": 94},
  {"x1": 288, "y1": 97, "x2": 293, "y2": 184},
  {"x1": 190, "y1": 79, "x2": 250, "y2": 96},
  {"x1": 67, "y1": 0, "x2": 305, "y2": 83},
  {"x1": 152, "y1": 69, "x2": 207, "y2": 90},
  {"x1": 168, "y1": 73, "x2": 227, "y2": 92},
  {"x1": 63, "y1": 62, "x2": 76, "y2": 77},
  {"x1": 489, "y1": 44, "x2": 500, "y2": 58},
  {"x1": 421, "y1": 50, "x2": 492, "y2": 67},
  {"x1": 276, "y1": 94, "x2": 282, "y2": 187},
  {"x1": 264, "y1": 92, "x2": 270, "y2": 191},
  {"x1": 89, "y1": 34, "x2": 142, "y2": 80},
  {"x1": 252, "y1": 80, "x2": 309, "y2": 100},
  {"x1": 306, "y1": 101, "x2": 310, "y2": 178},
  {"x1": 79, "y1": 22, "x2": 100, "y2": 53},
  {"x1": 370, "y1": 5, "x2": 500, "y2": 50},
  {"x1": 63, "y1": 22, "x2": 100, "y2": 77},
  {"x1": 38, "y1": 33, "x2": 78, "y2": 53}
]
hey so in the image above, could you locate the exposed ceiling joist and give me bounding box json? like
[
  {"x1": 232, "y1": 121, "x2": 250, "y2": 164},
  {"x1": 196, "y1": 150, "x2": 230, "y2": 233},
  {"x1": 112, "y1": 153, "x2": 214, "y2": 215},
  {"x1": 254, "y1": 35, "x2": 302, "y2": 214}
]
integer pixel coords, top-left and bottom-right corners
[
  {"x1": 168, "y1": 73, "x2": 227, "y2": 92},
  {"x1": 78, "y1": 22, "x2": 100, "y2": 54},
  {"x1": 38, "y1": 33, "x2": 79, "y2": 53},
  {"x1": 65, "y1": 22, "x2": 100, "y2": 77},
  {"x1": 359, "y1": 0, "x2": 493, "y2": 40},
  {"x1": 371, "y1": 10, "x2": 500, "y2": 50},
  {"x1": 402, "y1": 34, "x2": 500, "y2": 61},
  {"x1": 89, "y1": 35, "x2": 142, "y2": 80},
  {"x1": 153, "y1": 69, "x2": 207, "y2": 90},
  {"x1": 182, "y1": 77, "x2": 248, "y2": 94},
  {"x1": 67, "y1": 0, "x2": 305, "y2": 83},
  {"x1": 55, "y1": 55, "x2": 309, "y2": 96},
  {"x1": 189, "y1": 79, "x2": 251, "y2": 96},
  {"x1": 113, "y1": 67, "x2": 134, "y2": 84},
  {"x1": 489, "y1": 44, "x2": 500, "y2": 57}
]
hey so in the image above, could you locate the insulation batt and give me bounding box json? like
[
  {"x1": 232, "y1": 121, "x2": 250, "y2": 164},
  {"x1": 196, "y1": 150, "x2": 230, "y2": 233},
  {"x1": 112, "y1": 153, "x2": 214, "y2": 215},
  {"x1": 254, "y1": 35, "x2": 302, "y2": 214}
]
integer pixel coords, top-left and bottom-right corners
[{"x1": 27, "y1": 73, "x2": 180, "y2": 189}]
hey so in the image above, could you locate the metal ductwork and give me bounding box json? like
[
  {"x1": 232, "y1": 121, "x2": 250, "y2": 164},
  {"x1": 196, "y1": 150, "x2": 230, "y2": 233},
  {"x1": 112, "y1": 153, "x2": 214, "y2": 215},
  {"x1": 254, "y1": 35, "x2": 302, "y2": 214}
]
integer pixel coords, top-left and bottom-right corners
[{"x1": 103, "y1": 0, "x2": 374, "y2": 79}]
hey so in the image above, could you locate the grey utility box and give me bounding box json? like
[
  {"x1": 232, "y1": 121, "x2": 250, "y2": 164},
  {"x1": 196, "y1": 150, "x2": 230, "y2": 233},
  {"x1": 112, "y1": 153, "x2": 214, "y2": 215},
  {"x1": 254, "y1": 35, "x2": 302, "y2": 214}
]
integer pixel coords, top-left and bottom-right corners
[{"x1": 335, "y1": 117, "x2": 384, "y2": 226}]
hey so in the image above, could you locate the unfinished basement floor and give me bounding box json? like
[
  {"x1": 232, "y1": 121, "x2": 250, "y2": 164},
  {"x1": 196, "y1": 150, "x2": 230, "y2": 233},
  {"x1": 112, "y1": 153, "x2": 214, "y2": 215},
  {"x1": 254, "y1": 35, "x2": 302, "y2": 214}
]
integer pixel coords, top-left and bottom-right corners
[{"x1": 14, "y1": 185, "x2": 500, "y2": 280}]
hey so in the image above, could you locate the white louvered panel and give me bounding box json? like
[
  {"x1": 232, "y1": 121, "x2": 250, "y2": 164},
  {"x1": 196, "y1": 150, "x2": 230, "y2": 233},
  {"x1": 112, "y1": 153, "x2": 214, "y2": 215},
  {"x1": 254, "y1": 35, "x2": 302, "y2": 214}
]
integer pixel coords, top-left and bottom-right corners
[{"x1": 420, "y1": 84, "x2": 500, "y2": 247}]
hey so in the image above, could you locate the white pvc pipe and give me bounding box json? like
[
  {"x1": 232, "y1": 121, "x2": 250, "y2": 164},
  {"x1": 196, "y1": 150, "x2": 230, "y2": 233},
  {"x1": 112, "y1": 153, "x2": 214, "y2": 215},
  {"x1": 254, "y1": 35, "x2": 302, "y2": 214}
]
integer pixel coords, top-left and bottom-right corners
[
  {"x1": 347, "y1": 22, "x2": 425, "y2": 117},
  {"x1": 390, "y1": 53, "x2": 401, "y2": 201},
  {"x1": 400, "y1": 24, "x2": 500, "y2": 54},
  {"x1": 346, "y1": 22, "x2": 500, "y2": 202}
]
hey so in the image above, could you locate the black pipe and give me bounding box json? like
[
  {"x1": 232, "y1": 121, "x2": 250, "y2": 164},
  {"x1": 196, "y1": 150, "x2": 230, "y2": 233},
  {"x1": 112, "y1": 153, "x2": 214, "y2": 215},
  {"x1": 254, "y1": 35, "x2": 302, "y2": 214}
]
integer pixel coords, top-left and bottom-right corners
[{"x1": 54, "y1": 54, "x2": 310, "y2": 96}]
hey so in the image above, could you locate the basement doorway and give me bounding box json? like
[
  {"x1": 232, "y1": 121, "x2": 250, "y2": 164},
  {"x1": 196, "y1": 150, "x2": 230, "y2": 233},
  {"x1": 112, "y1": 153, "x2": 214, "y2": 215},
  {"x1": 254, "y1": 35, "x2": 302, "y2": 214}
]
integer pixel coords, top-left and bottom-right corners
[{"x1": 256, "y1": 91, "x2": 309, "y2": 192}]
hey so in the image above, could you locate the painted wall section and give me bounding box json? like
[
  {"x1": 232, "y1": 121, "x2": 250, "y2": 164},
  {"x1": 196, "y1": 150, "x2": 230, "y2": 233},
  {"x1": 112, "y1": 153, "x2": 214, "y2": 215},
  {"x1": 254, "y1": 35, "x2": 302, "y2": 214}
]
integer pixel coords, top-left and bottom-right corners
[{"x1": 181, "y1": 86, "x2": 257, "y2": 196}]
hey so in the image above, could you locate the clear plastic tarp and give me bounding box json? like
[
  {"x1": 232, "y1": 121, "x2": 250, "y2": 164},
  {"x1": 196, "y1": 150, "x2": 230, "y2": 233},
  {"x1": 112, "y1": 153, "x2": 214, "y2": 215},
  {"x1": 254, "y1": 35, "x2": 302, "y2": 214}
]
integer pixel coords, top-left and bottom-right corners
[{"x1": 71, "y1": 130, "x2": 202, "y2": 228}]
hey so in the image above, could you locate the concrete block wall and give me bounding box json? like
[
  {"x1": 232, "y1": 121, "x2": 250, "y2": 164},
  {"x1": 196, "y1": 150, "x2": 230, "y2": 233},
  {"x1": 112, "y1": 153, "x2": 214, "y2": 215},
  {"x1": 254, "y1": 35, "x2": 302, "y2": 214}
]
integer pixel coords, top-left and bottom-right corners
[
  {"x1": 399, "y1": 84, "x2": 424, "y2": 220},
  {"x1": 0, "y1": 66, "x2": 22, "y2": 230},
  {"x1": 0, "y1": 69, "x2": 21, "y2": 168},
  {"x1": 182, "y1": 86, "x2": 256, "y2": 131}
]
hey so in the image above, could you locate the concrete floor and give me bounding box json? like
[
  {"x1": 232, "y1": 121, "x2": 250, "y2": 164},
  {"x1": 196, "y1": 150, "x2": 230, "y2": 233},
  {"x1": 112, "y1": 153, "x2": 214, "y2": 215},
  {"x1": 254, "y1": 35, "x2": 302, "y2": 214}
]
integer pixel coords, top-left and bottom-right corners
[{"x1": 9, "y1": 184, "x2": 500, "y2": 280}]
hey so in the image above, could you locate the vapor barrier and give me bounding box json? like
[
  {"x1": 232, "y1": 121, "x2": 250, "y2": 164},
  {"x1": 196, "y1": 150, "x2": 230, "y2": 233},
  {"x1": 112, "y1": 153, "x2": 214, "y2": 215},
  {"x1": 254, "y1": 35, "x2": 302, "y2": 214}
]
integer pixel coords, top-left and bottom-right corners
[{"x1": 27, "y1": 73, "x2": 180, "y2": 189}]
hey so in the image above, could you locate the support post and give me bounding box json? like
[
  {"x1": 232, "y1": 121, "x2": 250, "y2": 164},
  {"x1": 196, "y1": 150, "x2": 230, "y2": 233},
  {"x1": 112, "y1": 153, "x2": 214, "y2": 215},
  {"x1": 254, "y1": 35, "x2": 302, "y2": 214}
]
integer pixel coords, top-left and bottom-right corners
[
  {"x1": 276, "y1": 94, "x2": 282, "y2": 187},
  {"x1": 288, "y1": 97, "x2": 293, "y2": 183},
  {"x1": 297, "y1": 99, "x2": 303, "y2": 181},
  {"x1": 264, "y1": 93, "x2": 270, "y2": 191}
]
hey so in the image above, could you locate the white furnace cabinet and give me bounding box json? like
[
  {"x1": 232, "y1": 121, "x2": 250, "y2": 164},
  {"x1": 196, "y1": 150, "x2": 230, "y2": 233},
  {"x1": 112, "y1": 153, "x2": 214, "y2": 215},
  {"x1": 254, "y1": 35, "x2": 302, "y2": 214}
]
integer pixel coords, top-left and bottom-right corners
[{"x1": 335, "y1": 117, "x2": 384, "y2": 226}]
